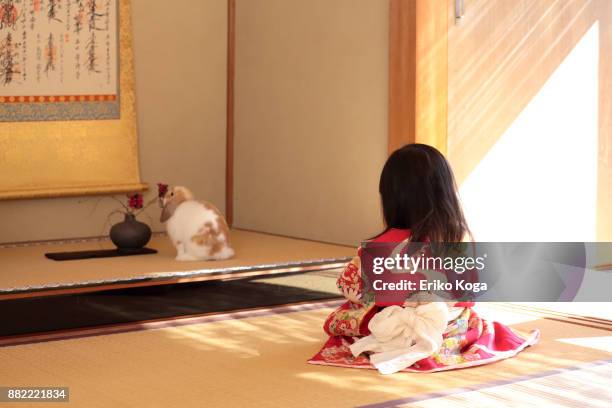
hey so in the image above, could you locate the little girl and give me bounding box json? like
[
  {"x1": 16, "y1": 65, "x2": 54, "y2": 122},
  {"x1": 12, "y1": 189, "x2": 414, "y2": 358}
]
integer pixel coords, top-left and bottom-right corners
[{"x1": 309, "y1": 144, "x2": 539, "y2": 372}]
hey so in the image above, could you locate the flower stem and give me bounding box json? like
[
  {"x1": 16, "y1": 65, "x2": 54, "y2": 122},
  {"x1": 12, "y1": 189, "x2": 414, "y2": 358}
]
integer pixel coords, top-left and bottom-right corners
[
  {"x1": 110, "y1": 196, "x2": 130, "y2": 212},
  {"x1": 135, "y1": 196, "x2": 159, "y2": 216}
]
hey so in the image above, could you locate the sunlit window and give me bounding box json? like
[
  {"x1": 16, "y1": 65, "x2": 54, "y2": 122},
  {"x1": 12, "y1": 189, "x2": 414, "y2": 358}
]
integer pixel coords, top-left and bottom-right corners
[{"x1": 460, "y1": 23, "x2": 600, "y2": 242}]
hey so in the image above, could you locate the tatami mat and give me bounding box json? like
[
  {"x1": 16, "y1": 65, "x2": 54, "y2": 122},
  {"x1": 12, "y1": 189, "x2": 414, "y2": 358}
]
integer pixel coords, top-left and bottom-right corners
[
  {"x1": 0, "y1": 230, "x2": 354, "y2": 292},
  {"x1": 1, "y1": 303, "x2": 610, "y2": 408},
  {"x1": 383, "y1": 361, "x2": 612, "y2": 408}
]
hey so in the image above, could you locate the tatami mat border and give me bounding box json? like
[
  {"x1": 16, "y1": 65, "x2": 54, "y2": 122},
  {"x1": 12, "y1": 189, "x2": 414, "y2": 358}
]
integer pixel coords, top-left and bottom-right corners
[{"x1": 0, "y1": 258, "x2": 351, "y2": 296}]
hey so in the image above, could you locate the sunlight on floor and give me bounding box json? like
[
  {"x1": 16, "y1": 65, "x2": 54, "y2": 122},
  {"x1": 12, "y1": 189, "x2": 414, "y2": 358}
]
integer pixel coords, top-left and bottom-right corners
[
  {"x1": 397, "y1": 362, "x2": 612, "y2": 408},
  {"x1": 161, "y1": 309, "x2": 327, "y2": 354},
  {"x1": 518, "y1": 302, "x2": 612, "y2": 320},
  {"x1": 557, "y1": 337, "x2": 612, "y2": 353},
  {"x1": 473, "y1": 304, "x2": 541, "y2": 325}
]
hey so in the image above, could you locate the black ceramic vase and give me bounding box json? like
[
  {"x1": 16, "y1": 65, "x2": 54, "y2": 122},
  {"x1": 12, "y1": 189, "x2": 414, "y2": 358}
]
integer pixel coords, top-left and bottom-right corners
[{"x1": 110, "y1": 213, "x2": 152, "y2": 252}]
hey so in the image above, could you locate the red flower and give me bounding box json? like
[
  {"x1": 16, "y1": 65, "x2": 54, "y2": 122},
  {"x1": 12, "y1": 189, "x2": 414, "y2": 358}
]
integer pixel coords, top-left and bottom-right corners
[
  {"x1": 128, "y1": 193, "x2": 143, "y2": 209},
  {"x1": 157, "y1": 183, "x2": 168, "y2": 198}
]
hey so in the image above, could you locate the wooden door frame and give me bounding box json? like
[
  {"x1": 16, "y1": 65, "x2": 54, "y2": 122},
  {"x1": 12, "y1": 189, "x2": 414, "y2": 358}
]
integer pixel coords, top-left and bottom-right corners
[
  {"x1": 226, "y1": 0, "x2": 235, "y2": 226},
  {"x1": 388, "y1": 0, "x2": 448, "y2": 155},
  {"x1": 389, "y1": 0, "x2": 611, "y2": 244}
]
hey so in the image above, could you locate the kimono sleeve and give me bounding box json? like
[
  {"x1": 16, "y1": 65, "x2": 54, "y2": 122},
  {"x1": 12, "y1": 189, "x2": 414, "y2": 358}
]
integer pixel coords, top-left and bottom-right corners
[{"x1": 336, "y1": 254, "x2": 363, "y2": 295}]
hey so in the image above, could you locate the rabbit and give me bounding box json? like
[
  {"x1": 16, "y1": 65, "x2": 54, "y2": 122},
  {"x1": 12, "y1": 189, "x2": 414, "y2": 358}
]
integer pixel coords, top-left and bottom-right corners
[{"x1": 160, "y1": 186, "x2": 234, "y2": 261}]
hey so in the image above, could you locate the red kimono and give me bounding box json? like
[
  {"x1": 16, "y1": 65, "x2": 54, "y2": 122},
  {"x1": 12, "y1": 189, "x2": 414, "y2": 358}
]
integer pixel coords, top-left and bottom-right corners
[{"x1": 308, "y1": 228, "x2": 539, "y2": 372}]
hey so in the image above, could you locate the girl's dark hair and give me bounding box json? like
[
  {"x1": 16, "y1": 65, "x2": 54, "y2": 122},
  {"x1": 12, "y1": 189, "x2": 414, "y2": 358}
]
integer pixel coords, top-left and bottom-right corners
[{"x1": 378, "y1": 143, "x2": 470, "y2": 242}]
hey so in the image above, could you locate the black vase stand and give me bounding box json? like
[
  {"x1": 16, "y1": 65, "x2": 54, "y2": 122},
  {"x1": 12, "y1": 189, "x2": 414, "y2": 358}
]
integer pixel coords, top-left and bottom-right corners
[{"x1": 45, "y1": 247, "x2": 158, "y2": 261}]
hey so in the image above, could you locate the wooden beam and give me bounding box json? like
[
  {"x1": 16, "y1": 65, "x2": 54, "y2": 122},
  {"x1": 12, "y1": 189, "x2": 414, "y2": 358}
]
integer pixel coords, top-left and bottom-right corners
[
  {"x1": 388, "y1": 0, "x2": 448, "y2": 155},
  {"x1": 598, "y1": 0, "x2": 612, "y2": 241},
  {"x1": 226, "y1": 0, "x2": 236, "y2": 226},
  {"x1": 388, "y1": 0, "x2": 416, "y2": 154}
]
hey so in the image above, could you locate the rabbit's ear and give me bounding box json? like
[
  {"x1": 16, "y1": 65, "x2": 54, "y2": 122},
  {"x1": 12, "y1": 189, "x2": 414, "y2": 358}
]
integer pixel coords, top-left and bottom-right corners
[{"x1": 160, "y1": 200, "x2": 178, "y2": 223}]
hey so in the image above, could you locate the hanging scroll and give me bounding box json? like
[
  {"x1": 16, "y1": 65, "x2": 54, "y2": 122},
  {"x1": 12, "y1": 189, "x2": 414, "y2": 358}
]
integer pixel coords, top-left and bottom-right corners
[
  {"x1": 0, "y1": 0, "x2": 119, "y2": 121},
  {"x1": 0, "y1": 0, "x2": 145, "y2": 200}
]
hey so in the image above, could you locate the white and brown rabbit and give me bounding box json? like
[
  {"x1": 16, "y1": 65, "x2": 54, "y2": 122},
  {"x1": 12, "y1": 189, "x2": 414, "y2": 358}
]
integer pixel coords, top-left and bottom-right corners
[{"x1": 160, "y1": 186, "x2": 234, "y2": 261}]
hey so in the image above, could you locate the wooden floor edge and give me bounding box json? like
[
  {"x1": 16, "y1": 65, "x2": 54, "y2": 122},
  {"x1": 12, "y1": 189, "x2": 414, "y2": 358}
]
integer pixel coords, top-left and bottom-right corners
[{"x1": 0, "y1": 261, "x2": 348, "y2": 301}]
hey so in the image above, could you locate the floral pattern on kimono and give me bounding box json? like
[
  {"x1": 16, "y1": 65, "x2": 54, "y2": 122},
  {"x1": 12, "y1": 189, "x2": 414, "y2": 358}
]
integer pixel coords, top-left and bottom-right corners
[
  {"x1": 310, "y1": 228, "x2": 540, "y2": 373},
  {"x1": 324, "y1": 255, "x2": 378, "y2": 337}
]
